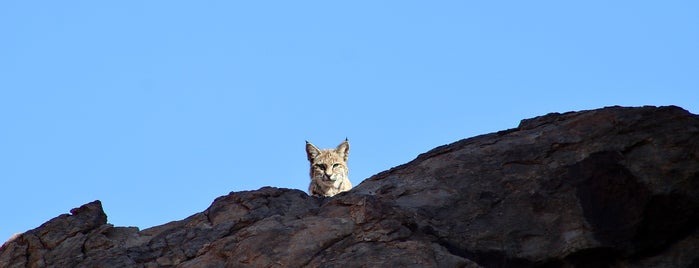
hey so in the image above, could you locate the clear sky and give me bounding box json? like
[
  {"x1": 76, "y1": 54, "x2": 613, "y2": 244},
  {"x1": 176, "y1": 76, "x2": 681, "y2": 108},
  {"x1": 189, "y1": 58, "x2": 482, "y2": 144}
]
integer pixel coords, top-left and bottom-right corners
[{"x1": 1, "y1": 1, "x2": 697, "y2": 242}]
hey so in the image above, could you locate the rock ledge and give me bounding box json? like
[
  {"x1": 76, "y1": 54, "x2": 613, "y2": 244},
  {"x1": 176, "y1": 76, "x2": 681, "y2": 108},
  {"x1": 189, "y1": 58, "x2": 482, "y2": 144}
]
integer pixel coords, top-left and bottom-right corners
[{"x1": 2, "y1": 106, "x2": 697, "y2": 267}]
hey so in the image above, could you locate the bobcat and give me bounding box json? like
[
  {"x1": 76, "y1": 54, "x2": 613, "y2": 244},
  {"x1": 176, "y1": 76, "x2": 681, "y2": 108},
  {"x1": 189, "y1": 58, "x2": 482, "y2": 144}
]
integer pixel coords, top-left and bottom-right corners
[{"x1": 305, "y1": 139, "x2": 352, "y2": 197}]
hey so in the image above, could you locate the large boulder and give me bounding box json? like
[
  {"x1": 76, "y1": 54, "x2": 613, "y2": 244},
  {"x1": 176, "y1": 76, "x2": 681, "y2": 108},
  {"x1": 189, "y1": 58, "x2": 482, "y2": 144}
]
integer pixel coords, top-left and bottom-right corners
[{"x1": 2, "y1": 106, "x2": 697, "y2": 267}]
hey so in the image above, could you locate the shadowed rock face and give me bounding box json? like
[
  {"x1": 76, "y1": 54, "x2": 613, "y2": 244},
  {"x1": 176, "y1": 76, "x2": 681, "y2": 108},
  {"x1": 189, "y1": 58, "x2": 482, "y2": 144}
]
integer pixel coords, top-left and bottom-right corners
[{"x1": 2, "y1": 106, "x2": 697, "y2": 268}]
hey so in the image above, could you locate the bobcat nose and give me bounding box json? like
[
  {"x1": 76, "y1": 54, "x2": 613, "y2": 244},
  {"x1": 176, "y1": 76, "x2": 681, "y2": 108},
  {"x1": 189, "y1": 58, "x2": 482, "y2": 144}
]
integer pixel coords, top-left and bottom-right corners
[{"x1": 325, "y1": 173, "x2": 334, "y2": 181}]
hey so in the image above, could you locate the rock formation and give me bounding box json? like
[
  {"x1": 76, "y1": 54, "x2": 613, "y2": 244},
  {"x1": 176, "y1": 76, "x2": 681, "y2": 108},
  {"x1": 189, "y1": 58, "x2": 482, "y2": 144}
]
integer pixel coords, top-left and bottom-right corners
[{"x1": 1, "y1": 106, "x2": 697, "y2": 267}]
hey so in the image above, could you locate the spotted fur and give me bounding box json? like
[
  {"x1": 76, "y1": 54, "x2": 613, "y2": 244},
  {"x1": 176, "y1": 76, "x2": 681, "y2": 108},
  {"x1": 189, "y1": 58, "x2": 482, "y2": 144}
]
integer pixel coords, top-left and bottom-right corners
[{"x1": 305, "y1": 139, "x2": 352, "y2": 197}]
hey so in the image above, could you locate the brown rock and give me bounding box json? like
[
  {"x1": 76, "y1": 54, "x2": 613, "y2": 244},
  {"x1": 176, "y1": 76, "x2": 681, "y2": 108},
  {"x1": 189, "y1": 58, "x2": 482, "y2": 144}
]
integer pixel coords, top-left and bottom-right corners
[
  {"x1": 0, "y1": 200, "x2": 109, "y2": 267},
  {"x1": 1, "y1": 106, "x2": 697, "y2": 267}
]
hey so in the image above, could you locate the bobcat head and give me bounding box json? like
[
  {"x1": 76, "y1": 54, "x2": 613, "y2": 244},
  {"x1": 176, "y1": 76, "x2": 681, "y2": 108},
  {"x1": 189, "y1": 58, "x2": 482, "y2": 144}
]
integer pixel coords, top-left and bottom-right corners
[{"x1": 305, "y1": 139, "x2": 352, "y2": 197}]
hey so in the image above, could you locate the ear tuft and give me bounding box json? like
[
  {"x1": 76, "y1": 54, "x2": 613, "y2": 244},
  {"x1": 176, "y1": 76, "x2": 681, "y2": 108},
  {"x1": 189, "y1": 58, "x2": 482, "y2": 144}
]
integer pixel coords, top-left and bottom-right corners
[
  {"x1": 306, "y1": 141, "x2": 321, "y2": 162},
  {"x1": 336, "y1": 139, "x2": 350, "y2": 162}
]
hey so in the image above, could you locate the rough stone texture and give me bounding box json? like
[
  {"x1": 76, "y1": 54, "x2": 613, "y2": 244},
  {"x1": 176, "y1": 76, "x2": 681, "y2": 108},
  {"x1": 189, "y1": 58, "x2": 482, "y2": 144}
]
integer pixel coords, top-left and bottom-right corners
[{"x1": 1, "y1": 105, "x2": 697, "y2": 267}]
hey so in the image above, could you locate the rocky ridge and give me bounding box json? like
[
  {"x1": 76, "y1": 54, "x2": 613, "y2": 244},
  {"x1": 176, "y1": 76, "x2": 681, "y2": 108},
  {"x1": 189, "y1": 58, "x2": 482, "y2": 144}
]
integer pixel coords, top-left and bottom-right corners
[{"x1": 1, "y1": 106, "x2": 697, "y2": 267}]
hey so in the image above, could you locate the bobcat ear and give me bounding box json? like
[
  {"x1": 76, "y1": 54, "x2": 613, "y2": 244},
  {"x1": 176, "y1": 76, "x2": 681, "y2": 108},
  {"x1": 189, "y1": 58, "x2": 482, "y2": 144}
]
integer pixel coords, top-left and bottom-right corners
[
  {"x1": 336, "y1": 139, "x2": 349, "y2": 162},
  {"x1": 306, "y1": 141, "x2": 321, "y2": 162}
]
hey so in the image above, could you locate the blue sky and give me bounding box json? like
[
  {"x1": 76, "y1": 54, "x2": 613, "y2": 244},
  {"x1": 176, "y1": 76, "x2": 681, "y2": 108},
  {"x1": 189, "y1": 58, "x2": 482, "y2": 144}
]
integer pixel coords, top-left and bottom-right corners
[{"x1": 1, "y1": 1, "x2": 697, "y2": 242}]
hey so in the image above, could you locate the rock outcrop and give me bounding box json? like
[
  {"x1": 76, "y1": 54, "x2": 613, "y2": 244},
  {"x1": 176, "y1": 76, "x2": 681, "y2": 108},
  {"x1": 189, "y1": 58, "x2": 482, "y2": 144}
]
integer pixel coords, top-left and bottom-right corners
[{"x1": 2, "y1": 106, "x2": 697, "y2": 267}]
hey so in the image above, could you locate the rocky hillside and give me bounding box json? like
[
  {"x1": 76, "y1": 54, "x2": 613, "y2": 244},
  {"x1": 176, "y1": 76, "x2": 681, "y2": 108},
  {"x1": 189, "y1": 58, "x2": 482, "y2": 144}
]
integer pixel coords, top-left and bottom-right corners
[{"x1": 2, "y1": 106, "x2": 697, "y2": 267}]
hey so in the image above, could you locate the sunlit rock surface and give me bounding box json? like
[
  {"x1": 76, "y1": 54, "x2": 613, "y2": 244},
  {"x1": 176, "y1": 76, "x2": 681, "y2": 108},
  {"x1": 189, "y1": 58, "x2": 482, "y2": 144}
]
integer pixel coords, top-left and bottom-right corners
[{"x1": 2, "y1": 106, "x2": 697, "y2": 267}]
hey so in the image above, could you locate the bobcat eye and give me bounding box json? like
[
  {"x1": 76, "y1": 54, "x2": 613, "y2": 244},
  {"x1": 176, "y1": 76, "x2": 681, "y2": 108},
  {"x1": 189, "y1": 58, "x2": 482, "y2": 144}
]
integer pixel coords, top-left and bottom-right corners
[
  {"x1": 315, "y1": 164, "x2": 327, "y2": 170},
  {"x1": 332, "y1": 163, "x2": 340, "y2": 168}
]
